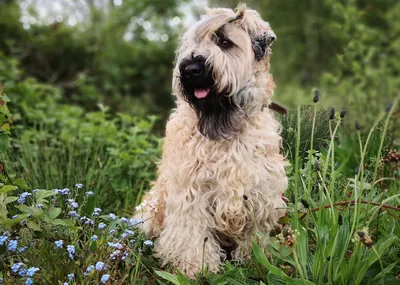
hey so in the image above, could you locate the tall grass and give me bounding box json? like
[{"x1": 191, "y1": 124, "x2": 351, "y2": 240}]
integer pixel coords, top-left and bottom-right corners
[{"x1": 1, "y1": 97, "x2": 399, "y2": 284}]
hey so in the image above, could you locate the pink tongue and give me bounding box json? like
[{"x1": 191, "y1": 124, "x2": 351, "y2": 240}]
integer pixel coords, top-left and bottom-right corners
[{"x1": 194, "y1": 88, "x2": 210, "y2": 99}]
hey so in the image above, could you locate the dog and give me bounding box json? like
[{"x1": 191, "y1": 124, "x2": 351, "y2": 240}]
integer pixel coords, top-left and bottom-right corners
[{"x1": 134, "y1": 4, "x2": 287, "y2": 277}]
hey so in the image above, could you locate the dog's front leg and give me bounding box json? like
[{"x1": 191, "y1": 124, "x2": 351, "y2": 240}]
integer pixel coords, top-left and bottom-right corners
[{"x1": 154, "y1": 205, "x2": 222, "y2": 278}]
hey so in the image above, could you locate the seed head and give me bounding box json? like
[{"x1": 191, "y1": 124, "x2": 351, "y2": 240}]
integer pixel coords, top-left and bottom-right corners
[
  {"x1": 338, "y1": 214, "x2": 343, "y2": 226},
  {"x1": 340, "y1": 108, "x2": 346, "y2": 118},
  {"x1": 355, "y1": 120, "x2": 361, "y2": 130},
  {"x1": 300, "y1": 199, "x2": 310, "y2": 209},
  {"x1": 329, "y1": 108, "x2": 335, "y2": 120},
  {"x1": 313, "y1": 89, "x2": 320, "y2": 103},
  {"x1": 385, "y1": 102, "x2": 392, "y2": 113}
]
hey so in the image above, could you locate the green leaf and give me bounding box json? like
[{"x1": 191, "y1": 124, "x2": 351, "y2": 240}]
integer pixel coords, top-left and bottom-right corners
[
  {"x1": 176, "y1": 272, "x2": 190, "y2": 285},
  {"x1": 49, "y1": 219, "x2": 75, "y2": 227},
  {"x1": 0, "y1": 185, "x2": 17, "y2": 194},
  {"x1": 35, "y1": 190, "x2": 56, "y2": 203},
  {"x1": 267, "y1": 273, "x2": 286, "y2": 285},
  {"x1": 16, "y1": 205, "x2": 43, "y2": 217},
  {"x1": 332, "y1": 222, "x2": 350, "y2": 280},
  {"x1": 0, "y1": 133, "x2": 10, "y2": 153},
  {"x1": 252, "y1": 240, "x2": 288, "y2": 277},
  {"x1": 355, "y1": 234, "x2": 398, "y2": 284},
  {"x1": 14, "y1": 178, "x2": 29, "y2": 190},
  {"x1": 4, "y1": 196, "x2": 18, "y2": 204},
  {"x1": 27, "y1": 221, "x2": 42, "y2": 231},
  {"x1": 155, "y1": 270, "x2": 180, "y2": 285},
  {"x1": 224, "y1": 278, "x2": 248, "y2": 285},
  {"x1": 47, "y1": 207, "x2": 62, "y2": 220}
]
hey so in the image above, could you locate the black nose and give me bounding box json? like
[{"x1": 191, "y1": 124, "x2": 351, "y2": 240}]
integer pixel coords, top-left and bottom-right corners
[{"x1": 183, "y1": 62, "x2": 204, "y2": 79}]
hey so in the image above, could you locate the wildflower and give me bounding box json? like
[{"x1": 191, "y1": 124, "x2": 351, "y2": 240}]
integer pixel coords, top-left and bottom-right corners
[
  {"x1": 19, "y1": 267, "x2": 27, "y2": 277},
  {"x1": 75, "y1": 183, "x2": 83, "y2": 189},
  {"x1": 80, "y1": 216, "x2": 93, "y2": 226},
  {"x1": 129, "y1": 218, "x2": 144, "y2": 226},
  {"x1": 143, "y1": 240, "x2": 153, "y2": 247},
  {"x1": 26, "y1": 267, "x2": 40, "y2": 277},
  {"x1": 12, "y1": 215, "x2": 18, "y2": 219},
  {"x1": 84, "y1": 265, "x2": 94, "y2": 276},
  {"x1": 18, "y1": 246, "x2": 28, "y2": 253},
  {"x1": 63, "y1": 283, "x2": 68, "y2": 285},
  {"x1": 0, "y1": 278, "x2": 3, "y2": 284},
  {"x1": 53, "y1": 188, "x2": 61, "y2": 194},
  {"x1": 121, "y1": 229, "x2": 135, "y2": 239},
  {"x1": 12, "y1": 262, "x2": 25, "y2": 273},
  {"x1": 18, "y1": 192, "x2": 32, "y2": 204},
  {"x1": 85, "y1": 191, "x2": 94, "y2": 196},
  {"x1": 108, "y1": 242, "x2": 123, "y2": 249},
  {"x1": 0, "y1": 234, "x2": 8, "y2": 245},
  {"x1": 91, "y1": 235, "x2": 98, "y2": 241},
  {"x1": 110, "y1": 250, "x2": 121, "y2": 260},
  {"x1": 109, "y1": 213, "x2": 117, "y2": 220},
  {"x1": 55, "y1": 240, "x2": 64, "y2": 248},
  {"x1": 92, "y1": 208, "x2": 102, "y2": 217},
  {"x1": 109, "y1": 229, "x2": 116, "y2": 235},
  {"x1": 60, "y1": 188, "x2": 70, "y2": 195},
  {"x1": 25, "y1": 278, "x2": 33, "y2": 285},
  {"x1": 33, "y1": 189, "x2": 39, "y2": 194},
  {"x1": 95, "y1": 261, "x2": 105, "y2": 271},
  {"x1": 67, "y1": 273, "x2": 74, "y2": 280},
  {"x1": 122, "y1": 251, "x2": 129, "y2": 261},
  {"x1": 129, "y1": 239, "x2": 135, "y2": 243},
  {"x1": 329, "y1": 108, "x2": 335, "y2": 120},
  {"x1": 67, "y1": 245, "x2": 75, "y2": 260},
  {"x1": 313, "y1": 89, "x2": 320, "y2": 103},
  {"x1": 8, "y1": 239, "x2": 18, "y2": 251},
  {"x1": 120, "y1": 217, "x2": 128, "y2": 223},
  {"x1": 68, "y1": 211, "x2": 80, "y2": 218},
  {"x1": 354, "y1": 228, "x2": 373, "y2": 246},
  {"x1": 36, "y1": 203, "x2": 44, "y2": 208},
  {"x1": 98, "y1": 222, "x2": 106, "y2": 229},
  {"x1": 100, "y1": 274, "x2": 110, "y2": 283},
  {"x1": 277, "y1": 227, "x2": 297, "y2": 247},
  {"x1": 68, "y1": 200, "x2": 78, "y2": 209}
]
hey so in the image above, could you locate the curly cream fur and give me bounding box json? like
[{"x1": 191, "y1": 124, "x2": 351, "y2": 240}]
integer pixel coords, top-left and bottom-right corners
[{"x1": 135, "y1": 4, "x2": 287, "y2": 277}]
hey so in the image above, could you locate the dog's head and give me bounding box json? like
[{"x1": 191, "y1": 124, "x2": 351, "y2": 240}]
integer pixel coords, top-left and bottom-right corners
[{"x1": 173, "y1": 5, "x2": 276, "y2": 140}]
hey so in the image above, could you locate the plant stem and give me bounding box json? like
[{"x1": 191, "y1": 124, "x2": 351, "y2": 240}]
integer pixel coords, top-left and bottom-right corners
[{"x1": 300, "y1": 199, "x2": 400, "y2": 219}]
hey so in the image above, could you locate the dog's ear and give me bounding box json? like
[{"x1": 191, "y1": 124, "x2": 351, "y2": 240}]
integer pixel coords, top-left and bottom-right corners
[{"x1": 252, "y1": 30, "x2": 276, "y2": 61}]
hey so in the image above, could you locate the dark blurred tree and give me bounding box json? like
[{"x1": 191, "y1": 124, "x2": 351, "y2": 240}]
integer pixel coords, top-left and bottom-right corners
[
  {"x1": 0, "y1": 0, "x2": 184, "y2": 119},
  {"x1": 209, "y1": 0, "x2": 399, "y2": 88}
]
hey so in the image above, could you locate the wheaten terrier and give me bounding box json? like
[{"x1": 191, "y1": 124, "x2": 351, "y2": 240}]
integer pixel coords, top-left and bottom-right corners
[{"x1": 135, "y1": 4, "x2": 287, "y2": 277}]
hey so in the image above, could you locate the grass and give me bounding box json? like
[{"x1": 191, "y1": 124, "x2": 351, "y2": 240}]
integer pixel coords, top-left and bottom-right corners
[{"x1": 0, "y1": 95, "x2": 399, "y2": 284}]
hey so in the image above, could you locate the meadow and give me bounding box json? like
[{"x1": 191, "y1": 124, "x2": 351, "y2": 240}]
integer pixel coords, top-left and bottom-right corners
[{"x1": 0, "y1": 0, "x2": 399, "y2": 284}]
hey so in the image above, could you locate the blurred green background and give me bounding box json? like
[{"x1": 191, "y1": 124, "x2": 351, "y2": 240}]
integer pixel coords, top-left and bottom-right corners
[
  {"x1": 1, "y1": 0, "x2": 399, "y2": 124},
  {"x1": 0, "y1": 0, "x2": 399, "y2": 213}
]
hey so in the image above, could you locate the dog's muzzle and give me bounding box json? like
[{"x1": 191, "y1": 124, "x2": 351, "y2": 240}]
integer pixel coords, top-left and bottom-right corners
[{"x1": 180, "y1": 56, "x2": 214, "y2": 99}]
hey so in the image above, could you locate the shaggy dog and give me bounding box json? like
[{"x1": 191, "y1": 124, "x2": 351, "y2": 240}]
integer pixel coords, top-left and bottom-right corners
[{"x1": 135, "y1": 4, "x2": 287, "y2": 277}]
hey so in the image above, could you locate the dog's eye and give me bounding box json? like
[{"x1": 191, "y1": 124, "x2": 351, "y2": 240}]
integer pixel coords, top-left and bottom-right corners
[{"x1": 218, "y1": 38, "x2": 233, "y2": 49}]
